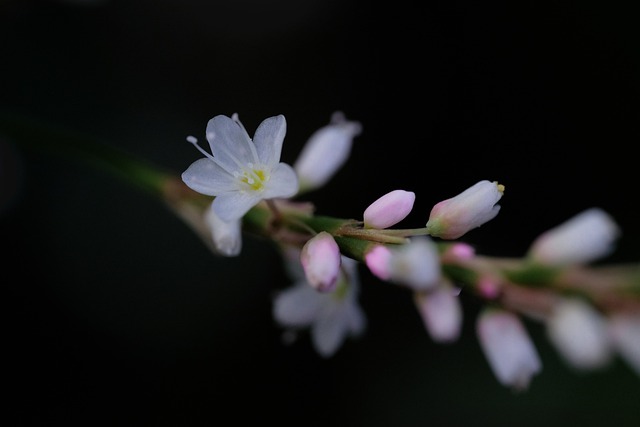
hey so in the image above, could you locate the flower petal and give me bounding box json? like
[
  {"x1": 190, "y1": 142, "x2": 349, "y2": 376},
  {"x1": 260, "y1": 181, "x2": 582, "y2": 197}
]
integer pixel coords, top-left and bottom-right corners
[
  {"x1": 312, "y1": 303, "x2": 350, "y2": 358},
  {"x1": 181, "y1": 158, "x2": 238, "y2": 196},
  {"x1": 206, "y1": 115, "x2": 256, "y2": 168},
  {"x1": 262, "y1": 163, "x2": 299, "y2": 199},
  {"x1": 253, "y1": 115, "x2": 286, "y2": 167},
  {"x1": 273, "y1": 284, "x2": 323, "y2": 327},
  {"x1": 211, "y1": 191, "x2": 262, "y2": 222}
]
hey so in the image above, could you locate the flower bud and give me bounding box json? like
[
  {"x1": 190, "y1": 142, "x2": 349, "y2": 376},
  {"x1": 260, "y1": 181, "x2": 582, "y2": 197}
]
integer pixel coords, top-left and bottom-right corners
[
  {"x1": 363, "y1": 189, "x2": 416, "y2": 229},
  {"x1": 364, "y1": 244, "x2": 393, "y2": 281},
  {"x1": 546, "y1": 298, "x2": 612, "y2": 370},
  {"x1": 205, "y1": 206, "x2": 242, "y2": 256},
  {"x1": 476, "y1": 308, "x2": 542, "y2": 391},
  {"x1": 387, "y1": 236, "x2": 441, "y2": 291},
  {"x1": 527, "y1": 207, "x2": 621, "y2": 265},
  {"x1": 414, "y1": 283, "x2": 463, "y2": 343},
  {"x1": 293, "y1": 111, "x2": 362, "y2": 193},
  {"x1": 300, "y1": 232, "x2": 342, "y2": 292},
  {"x1": 426, "y1": 180, "x2": 504, "y2": 240}
]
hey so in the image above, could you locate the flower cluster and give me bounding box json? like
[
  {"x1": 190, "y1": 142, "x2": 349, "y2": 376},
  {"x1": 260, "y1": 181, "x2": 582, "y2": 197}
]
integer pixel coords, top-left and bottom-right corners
[{"x1": 178, "y1": 112, "x2": 640, "y2": 391}]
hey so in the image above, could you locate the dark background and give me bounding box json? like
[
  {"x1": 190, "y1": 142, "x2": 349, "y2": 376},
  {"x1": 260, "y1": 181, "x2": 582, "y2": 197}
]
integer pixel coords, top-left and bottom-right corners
[{"x1": 2, "y1": 0, "x2": 640, "y2": 425}]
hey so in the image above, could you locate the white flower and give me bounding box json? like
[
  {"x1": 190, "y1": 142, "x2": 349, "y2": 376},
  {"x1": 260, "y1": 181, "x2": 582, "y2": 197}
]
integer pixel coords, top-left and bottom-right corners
[
  {"x1": 363, "y1": 189, "x2": 416, "y2": 229},
  {"x1": 476, "y1": 308, "x2": 542, "y2": 391},
  {"x1": 182, "y1": 114, "x2": 299, "y2": 222},
  {"x1": 414, "y1": 282, "x2": 463, "y2": 343},
  {"x1": 273, "y1": 249, "x2": 366, "y2": 358},
  {"x1": 293, "y1": 111, "x2": 362, "y2": 193},
  {"x1": 527, "y1": 207, "x2": 621, "y2": 265},
  {"x1": 204, "y1": 205, "x2": 242, "y2": 256},
  {"x1": 608, "y1": 313, "x2": 640, "y2": 376},
  {"x1": 300, "y1": 232, "x2": 342, "y2": 293},
  {"x1": 426, "y1": 180, "x2": 504, "y2": 239},
  {"x1": 546, "y1": 298, "x2": 613, "y2": 370}
]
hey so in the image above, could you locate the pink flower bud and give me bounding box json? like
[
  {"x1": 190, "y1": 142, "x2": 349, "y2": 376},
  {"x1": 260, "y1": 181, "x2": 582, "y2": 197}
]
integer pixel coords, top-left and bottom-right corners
[
  {"x1": 364, "y1": 244, "x2": 393, "y2": 280},
  {"x1": 426, "y1": 180, "x2": 504, "y2": 239},
  {"x1": 300, "y1": 232, "x2": 342, "y2": 293},
  {"x1": 363, "y1": 189, "x2": 416, "y2": 229}
]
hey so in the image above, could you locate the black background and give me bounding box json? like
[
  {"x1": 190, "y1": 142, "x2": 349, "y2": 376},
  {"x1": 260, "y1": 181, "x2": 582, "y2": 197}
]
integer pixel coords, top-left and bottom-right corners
[{"x1": 2, "y1": 0, "x2": 640, "y2": 426}]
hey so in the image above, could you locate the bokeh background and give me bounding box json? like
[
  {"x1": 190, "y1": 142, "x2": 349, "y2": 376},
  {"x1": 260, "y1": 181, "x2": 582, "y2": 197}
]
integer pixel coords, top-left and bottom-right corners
[{"x1": 2, "y1": 0, "x2": 639, "y2": 425}]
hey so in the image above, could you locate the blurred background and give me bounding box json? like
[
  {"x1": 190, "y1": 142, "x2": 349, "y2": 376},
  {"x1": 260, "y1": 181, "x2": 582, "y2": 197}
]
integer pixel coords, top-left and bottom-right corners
[{"x1": 2, "y1": 0, "x2": 639, "y2": 425}]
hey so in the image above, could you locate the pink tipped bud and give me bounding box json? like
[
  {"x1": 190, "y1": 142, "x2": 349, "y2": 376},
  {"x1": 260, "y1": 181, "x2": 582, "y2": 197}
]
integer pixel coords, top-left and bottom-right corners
[
  {"x1": 426, "y1": 180, "x2": 504, "y2": 239},
  {"x1": 364, "y1": 244, "x2": 393, "y2": 280},
  {"x1": 363, "y1": 189, "x2": 416, "y2": 229},
  {"x1": 300, "y1": 232, "x2": 342, "y2": 293}
]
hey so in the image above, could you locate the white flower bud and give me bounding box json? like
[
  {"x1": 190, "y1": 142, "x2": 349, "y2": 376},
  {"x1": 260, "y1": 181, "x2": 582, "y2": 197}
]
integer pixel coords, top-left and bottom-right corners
[
  {"x1": 476, "y1": 308, "x2": 542, "y2": 391},
  {"x1": 528, "y1": 207, "x2": 621, "y2": 265},
  {"x1": 546, "y1": 298, "x2": 613, "y2": 370},
  {"x1": 426, "y1": 180, "x2": 504, "y2": 239},
  {"x1": 293, "y1": 111, "x2": 362, "y2": 193}
]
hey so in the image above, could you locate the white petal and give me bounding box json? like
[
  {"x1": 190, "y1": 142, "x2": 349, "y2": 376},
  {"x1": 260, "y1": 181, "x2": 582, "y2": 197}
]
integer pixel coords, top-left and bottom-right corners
[
  {"x1": 346, "y1": 303, "x2": 367, "y2": 336},
  {"x1": 253, "y1": 115, "x2": 286, "y2": 167},
  {"x1": 211, "y1": 191, "x2": 262, "y2": 222},
  {"x1": 205, "y1": 207, "x2": 242, "y2": 256},
  {"x1": 608, "y1": 314, "x2": 640, "y2": 376},
  {"x1": 389, "y1": 236, "x2": 441, "y2": 291},
  {"x1": 262, "y1": 163, "x2": 299, "y2": 199},
  {"x1": 181, "y1": 158, "x2": 237, "y2": 196},
  {"x1": 273, "y1": 285, "x2": 322, "y2": 327},
  {"x1": 312, "y1": 303, "x2": 350, "y2": 358},
  {"x1": 206, "y1": 115, "x2": 256, "y2": 168}
]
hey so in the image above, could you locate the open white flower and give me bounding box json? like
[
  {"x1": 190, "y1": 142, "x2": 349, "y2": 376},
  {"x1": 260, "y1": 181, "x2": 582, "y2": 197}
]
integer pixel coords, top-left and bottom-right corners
[
  {"x1": 273, "y1": 248, "x2": 366, "y2": 358},
  {"x1": 182, "y1": 114, "x2": 299, "y2": 222}
]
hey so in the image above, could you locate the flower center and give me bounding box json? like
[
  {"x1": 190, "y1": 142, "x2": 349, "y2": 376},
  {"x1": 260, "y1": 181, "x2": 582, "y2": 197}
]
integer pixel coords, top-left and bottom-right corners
[{"x1": 239, "y1": 165, "x2": 267, "y2": 191}]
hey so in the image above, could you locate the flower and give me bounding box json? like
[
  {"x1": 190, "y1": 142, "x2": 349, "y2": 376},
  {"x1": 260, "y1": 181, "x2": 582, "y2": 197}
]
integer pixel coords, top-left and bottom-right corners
[
  {"x1": 300, "y1": 232, "x2": 342, "y2": 293},
  {"x1": 546, "y1": 298, "x2": 612, "y2": 370},
  {"x1": 476, "y1": 308, "x2": 542, "y2": 391},
  {"x1": 426, "y1": 180, "x2": 504, "y2": 240},
  {"x1": 204, "y1": 205, "x2": 242, "y2": 256},
  {"x1": 363, "y1": 189, "x2": 416, "y2": 229},
  {"x1": 527, "y1": 207, "x2": 621, "y2": 265},
  {"x1": 414, "y1": 281, "x2": 463, "y2": 343},
  {"x1": 293, "y1": 111, "x2": 362, "y2": 193},
  {"x1": 182, "y1": 114, "x2": 299, "y2": 222},
  {"x1": 273, "y1": 248, "x2": 366, "y2": 358},
  {"x1": 365, "y1": 237, "x2": 441, "y2": 291}
]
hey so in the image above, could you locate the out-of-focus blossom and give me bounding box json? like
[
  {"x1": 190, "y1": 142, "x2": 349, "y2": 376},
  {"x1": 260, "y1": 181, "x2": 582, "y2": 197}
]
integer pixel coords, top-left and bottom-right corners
[
  {"x1": 364, "y1": 244, "x2": 393, "y2": 281},
  {"x1": 363, "y1": 189, "x2": 415, "y2": 229},
  {"x1": 273, "y1": 249, "x2": 366, "y2": 358},
  {"x1": 300, "y1": 232, "x2": 342, "y2": 292},
  {"x1": 204, "y1": 206, "x2": 242, "y2": 256},
  {"x1": 369, "y1": 237, "x2": 441, "y2": 291},
  {"x1": 414, "y1": 282, "x2": 463, "y2": 343},
  {"x1": 608, "y1": 313, "x2": 640, "y2": 376},
  {"x1": 527, "y1": 207, "x2": 621, "y2": 265},
  {"x1": 293, "y1": 111, "x2": 362, "y2": 193},
  {"x1": 546, "y1": 298, "x2": 612, "y2": 370},
  {"x1": 426, "y1": 180, "x2": 504, "y2": 240},
  {"x1": 476, "y1": 308, "x2": 542, "y2": 391},
  {"x1": 182, "y1": 114, "x2": 298, "y2": 222}
]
